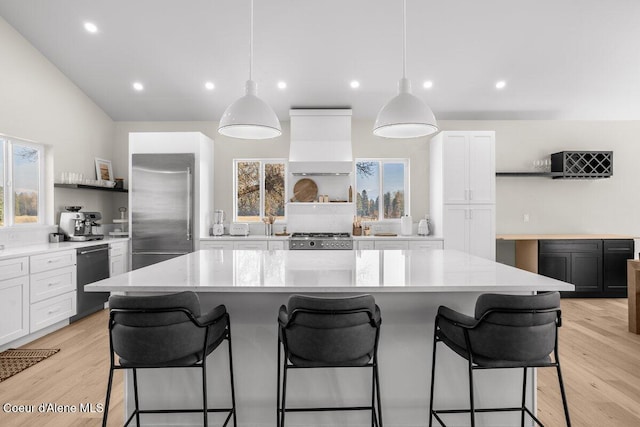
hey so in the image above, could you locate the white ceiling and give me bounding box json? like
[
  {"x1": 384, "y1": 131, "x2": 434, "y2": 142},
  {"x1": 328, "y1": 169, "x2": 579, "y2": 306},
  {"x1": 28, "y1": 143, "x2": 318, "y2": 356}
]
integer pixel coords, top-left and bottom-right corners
[{"x1": 1, "y1": 0, "x2": 639, "y2": 122}]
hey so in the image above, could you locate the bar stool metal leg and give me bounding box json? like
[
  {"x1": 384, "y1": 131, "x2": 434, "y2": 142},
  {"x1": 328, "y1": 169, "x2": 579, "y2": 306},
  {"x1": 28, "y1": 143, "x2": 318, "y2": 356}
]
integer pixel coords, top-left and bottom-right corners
[
  {"x1": 132, "y1": 368, "x2": 141, "y2": 427},
  {"x1": 227, "y1": 328, "x2": 238, "y2": 427},
  {"x1": 521, "y1": 367, "x2": 528, "y2": 427},
  {"x1": 428, "y1": 321, "x2": 438, "y2": 427}
]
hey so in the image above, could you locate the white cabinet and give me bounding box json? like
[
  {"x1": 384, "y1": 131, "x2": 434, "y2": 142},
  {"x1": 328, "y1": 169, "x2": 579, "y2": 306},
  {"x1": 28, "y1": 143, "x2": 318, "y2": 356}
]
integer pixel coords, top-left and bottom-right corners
[
  {"x1": 438, "y1": 131, "x2": 495, "y2": 204},
  {"x1": 201, "y1": 240, "x2": 234, "y2": 250},
  {"x1": 200, "y1": 239, "x2": 285, "y2": 251},
  {"x1": 109, "y1": 240, "x2": 129, "y2": 277},
  {"x1": 431, "y1": 131, "x2": 496, "y2": 260},
  {"x1": 268, "y1": 240, "x2": 287, "y2": 250},
  {"x1": 356, "y1": 240, "x2": 375, "y2": 250},
  {"x1": 235, "y1": 241, "x2": 268, "y2": 250},
  {"x1": 0, "y1": 257, "x2": 30, "y2": 346},
  {"x1": 29, "y1": 250, "x2": 76, "y2": 333},
  {"x1": 375, "y1": 240, "x2": 409, "y2": 250},
  {"x1": 409, "y1": 240, "x2": 444, "y2": 250},
  {"x1": 443, "y1": 205, "x2": 495, "y2": 260}
]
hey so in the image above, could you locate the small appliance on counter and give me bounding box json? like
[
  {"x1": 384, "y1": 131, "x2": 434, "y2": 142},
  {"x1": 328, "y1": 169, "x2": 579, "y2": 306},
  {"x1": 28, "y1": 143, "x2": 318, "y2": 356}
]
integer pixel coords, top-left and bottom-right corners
[
  {"x1": 211, "y1": 209, "x2": 225, "y2": 236},
  {"x1": 58, "y1": 207, "x2": 105, "y2": 241},
  {"x1": 400, "y1": 215, "x2": 413, "y2": 236},
  {"x1": 418, "y1": 215, "x2": 432, "y2": 236},
  {"x1": 229, "y1": 222, "x2": 249, "y2": 236}
]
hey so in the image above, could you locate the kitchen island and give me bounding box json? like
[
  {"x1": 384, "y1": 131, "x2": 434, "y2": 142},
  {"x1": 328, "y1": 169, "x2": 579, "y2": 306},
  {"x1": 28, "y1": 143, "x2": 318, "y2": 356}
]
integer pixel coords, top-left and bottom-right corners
[{"x1": 87, "y1": 249, "x2": 573, "y2": 427}]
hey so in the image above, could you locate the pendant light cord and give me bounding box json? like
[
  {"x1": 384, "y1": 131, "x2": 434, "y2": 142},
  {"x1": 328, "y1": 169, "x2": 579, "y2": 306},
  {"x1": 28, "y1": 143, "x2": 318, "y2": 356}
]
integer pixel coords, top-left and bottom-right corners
[
  {"x1": 249, "y1": 0, "x2": 254, "y2": 81},
  {"x1": 402, "y1": 0, "x2": 406, "y2": 79}
]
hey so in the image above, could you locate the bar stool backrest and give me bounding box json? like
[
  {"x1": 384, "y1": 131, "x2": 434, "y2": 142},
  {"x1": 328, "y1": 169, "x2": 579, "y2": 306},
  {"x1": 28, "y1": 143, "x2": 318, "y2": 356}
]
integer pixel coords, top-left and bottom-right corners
[
  {"x1": 471, "y1": 292, "x2": 561, "y2": 362},
  {"x1": 109, "y1": 292, "x2": 207, "y2": 366},
  {"x1": 282, "y1": 294, "x2": 380, "y2": 366}
]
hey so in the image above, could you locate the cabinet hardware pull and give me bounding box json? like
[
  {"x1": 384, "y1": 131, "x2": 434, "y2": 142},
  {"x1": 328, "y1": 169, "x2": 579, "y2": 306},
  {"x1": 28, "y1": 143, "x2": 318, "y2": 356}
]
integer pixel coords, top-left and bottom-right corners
[{"x1": 48, "y1": 307, "x2": 61, "y2": 314}]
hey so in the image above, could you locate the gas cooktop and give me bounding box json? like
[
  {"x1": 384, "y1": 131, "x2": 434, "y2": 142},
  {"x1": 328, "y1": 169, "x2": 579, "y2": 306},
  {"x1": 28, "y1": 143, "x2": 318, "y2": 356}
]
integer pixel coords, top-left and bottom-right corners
[{"x1": 289, "y1": 232, "x2": 353, "y2": 250}]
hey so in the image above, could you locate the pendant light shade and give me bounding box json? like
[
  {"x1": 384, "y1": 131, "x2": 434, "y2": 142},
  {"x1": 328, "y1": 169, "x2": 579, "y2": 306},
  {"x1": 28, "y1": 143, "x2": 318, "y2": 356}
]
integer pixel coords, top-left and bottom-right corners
[
  {"x1": 373, "y1": 78, "x2": 438, "y2": 138},
  {"x1": 373, "y1": 0, "x2": 438, "y2": 139},
  {"x1": 218, "y1": 80, "x2": 281, "y2": 139},
  {"x1": 218, "y1": 0, "x2": 281, "y2": 140}
]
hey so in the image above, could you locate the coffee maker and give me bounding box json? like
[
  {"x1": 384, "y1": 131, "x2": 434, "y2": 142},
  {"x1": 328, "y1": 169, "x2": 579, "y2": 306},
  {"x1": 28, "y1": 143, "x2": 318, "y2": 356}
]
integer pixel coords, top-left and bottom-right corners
[
  {"x1": 59, "y1": 209, "x2": 105, "y2": 241},
  {"x1": 211, "y1": 210, "x2": 225, "y2": 236}
]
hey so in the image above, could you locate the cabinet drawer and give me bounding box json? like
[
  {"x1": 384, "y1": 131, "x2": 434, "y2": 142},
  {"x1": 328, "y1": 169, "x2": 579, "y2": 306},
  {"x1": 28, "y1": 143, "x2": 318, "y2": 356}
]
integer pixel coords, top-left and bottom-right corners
[
  {"x1": 235, "y1": 241, "x2": 268, "y2": 250},
  {"x1": 375, "y1": 240, "x2": 409, "y2": 250},
  {"x1": 268, "y1": 241, "x2": 287, "y2": 250},
  {"x1": 409, "y1": 241, "x2": 444, "y2": 250},
  {"x1": 357, "y1": 241, "x2": 375, "y2": 250},
  {"x1": 30, "y1": 250, "x2": 76, "y2": 274},
  {"x1": 30, "y1": 291, "x2": 76, "y2": 333},
  {"x1": 0, "y1": 257, "x2": 29, "y2": 281},
  {"x1": 30, "y1": 265, "x2": 76, "y2": 303},
  {"x1": 201, "y1": 241, "x2": 234, "y2": 250},
  {"x1": 539, "y1": 240, "x2": 602, "y2": 253},
  {"x1": 109, "y1": 243, "x2": 127, "y2": 257}
]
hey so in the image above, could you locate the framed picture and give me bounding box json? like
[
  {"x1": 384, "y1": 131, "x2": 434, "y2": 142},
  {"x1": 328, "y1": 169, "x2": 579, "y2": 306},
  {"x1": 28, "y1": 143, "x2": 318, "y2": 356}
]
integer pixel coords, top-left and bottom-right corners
[{"x1": 95, "y1": 158, "x2": 113, "y2": 181}]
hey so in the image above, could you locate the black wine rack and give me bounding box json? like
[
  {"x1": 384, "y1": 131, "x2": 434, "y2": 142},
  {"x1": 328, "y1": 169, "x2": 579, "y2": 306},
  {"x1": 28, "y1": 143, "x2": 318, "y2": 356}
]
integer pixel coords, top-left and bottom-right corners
[{"x1": 550, "y1": 151, "x2": 613, "y2": 179}]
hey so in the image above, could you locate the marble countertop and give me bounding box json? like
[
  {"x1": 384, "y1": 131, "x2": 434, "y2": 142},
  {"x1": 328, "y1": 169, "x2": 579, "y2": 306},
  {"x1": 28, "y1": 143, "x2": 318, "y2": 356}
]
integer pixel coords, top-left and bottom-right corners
[
  {"x1": 0, "y1": 237, "x2": 129, "y2": 260},
  {"x1": 353, "y1": 235, "x2": 443, "y2": 240},
  {"x1": 86, "y1": 249, "x2": 573, "y2": 293}
]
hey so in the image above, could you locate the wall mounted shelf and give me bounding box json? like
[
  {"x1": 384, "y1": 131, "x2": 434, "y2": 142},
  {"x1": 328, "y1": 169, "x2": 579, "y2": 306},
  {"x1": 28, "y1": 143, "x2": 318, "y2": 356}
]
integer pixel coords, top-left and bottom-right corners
[
  {"x1": 54, "y1": 183, "x2": 128, "y2": 193},
  {"x1": 496, "y1": 172, "x2": 556, "y2": 177}
]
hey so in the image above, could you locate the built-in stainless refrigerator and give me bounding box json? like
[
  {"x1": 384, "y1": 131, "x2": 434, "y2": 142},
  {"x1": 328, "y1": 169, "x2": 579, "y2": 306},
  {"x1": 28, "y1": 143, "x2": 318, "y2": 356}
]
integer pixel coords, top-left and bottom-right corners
[{"x1": 131, "y1": 153, "x2": 194, "y2": 270}]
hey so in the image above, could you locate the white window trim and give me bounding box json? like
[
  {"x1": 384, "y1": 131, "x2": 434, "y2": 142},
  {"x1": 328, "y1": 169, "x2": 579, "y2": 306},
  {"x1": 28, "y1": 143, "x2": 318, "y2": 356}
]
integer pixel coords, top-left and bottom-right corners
[
  {"x1": 233, "y1": 159, "x2": 288, "y2": 222},
  {"x1": 355, "y1": 158, "x2": 410, "y2": 222},
  {"x1": 0, "y1": 136, "x2": 45, "y2": 227}
]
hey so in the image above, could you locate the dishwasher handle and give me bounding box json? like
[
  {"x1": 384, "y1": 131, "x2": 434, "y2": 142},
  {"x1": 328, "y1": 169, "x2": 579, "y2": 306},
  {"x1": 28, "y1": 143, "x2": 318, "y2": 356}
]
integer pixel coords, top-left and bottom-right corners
[{"x1": 79, "y1": 247, "x2": 109, "y2": 255}]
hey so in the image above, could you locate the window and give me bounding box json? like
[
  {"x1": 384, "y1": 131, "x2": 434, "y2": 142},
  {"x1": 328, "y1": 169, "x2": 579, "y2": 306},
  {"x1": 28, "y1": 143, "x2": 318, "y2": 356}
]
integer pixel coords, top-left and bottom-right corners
[
  {"x1": 355, "y1": 159, "x2": 409, "y2": 221},
  {"x1": 234, "y1": 159, "x2": 286, "y2": 222},
  {"x1": 0, "y1": 136, "x2": 44, "y2": 227}
]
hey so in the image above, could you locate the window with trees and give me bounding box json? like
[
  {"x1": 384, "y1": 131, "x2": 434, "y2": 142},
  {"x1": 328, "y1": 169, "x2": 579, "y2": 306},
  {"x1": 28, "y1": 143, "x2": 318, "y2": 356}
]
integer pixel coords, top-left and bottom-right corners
[
  {"x1": 0, "y1": 136, "x2": 44, "y2": 227},
  {"x1": 355, "y1": 159, "x2": 409, "y2": 221},
  {"x1": 234, "y1": 159, "x2": 286, "y2": 222}
]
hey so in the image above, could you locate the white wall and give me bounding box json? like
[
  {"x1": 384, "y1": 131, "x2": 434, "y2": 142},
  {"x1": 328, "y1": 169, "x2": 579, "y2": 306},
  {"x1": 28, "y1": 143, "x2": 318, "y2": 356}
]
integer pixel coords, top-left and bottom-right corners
[
  {"x1": 115, "y1": 119, "x2": 640, "y2": 237},
  {"x1": 441, "y1": 120, "x2": 640, "y2": 235},
  {"x1": 0, "y1": 16, "x2": 120, "y2": 244}
]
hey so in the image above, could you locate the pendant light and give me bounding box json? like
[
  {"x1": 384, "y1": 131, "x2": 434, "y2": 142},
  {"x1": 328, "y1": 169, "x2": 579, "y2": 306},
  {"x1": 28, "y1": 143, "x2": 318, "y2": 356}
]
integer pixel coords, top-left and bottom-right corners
[
  {"x1": 373, "y1": 0, "x2": 438, "y2": 139},
  {"x1": 218, "y1": 0, "x2": 281, "y2": 139}
]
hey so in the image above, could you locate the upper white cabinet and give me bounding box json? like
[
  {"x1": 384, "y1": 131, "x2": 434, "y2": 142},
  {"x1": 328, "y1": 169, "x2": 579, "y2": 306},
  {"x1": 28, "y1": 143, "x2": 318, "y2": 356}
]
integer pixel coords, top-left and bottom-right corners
[
  {"x1": 437, "y1": 131, "x2": 495, "y2": 204},
  {"x1": 431, "y1": 131, "x2": 496, "y2": 260}
]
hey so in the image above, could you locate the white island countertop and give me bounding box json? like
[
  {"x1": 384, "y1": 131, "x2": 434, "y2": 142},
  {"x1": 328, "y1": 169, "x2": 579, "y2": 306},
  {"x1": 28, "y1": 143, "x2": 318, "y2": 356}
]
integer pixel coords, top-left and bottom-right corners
[{"x1": 86, "y1": 249, "x2": 573, "y2": 293}]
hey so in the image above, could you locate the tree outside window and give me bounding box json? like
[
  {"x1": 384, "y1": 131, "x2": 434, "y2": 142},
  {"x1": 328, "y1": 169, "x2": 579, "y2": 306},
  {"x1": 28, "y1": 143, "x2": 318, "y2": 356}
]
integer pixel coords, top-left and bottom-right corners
[
  {"x1": 0, "y1": 137, "x2": 42, "y2": 227},
  {"x1": 235, "y1": 159, "x2": 286, "y2": 222},
  {"x1": 356, "y1": 159, "x2": 408, "y2": 221}
]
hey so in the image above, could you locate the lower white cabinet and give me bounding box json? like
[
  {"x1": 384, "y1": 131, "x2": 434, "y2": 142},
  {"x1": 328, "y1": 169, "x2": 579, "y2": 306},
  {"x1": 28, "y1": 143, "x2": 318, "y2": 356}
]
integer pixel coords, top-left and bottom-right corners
[
  {"x1": 443, "y1": 204, "x2": 495, "y2": 260},
  {"x1": 200, "y1": 239, "x2": 283, "y2": 250},
  {"x1": 0, "y1": 274, "x2": 30, "y2": 346},
  {"x1": 409, "y1": 240, "x2": 444, "y2": 250},
  {"x1": 29, "y1": 250, "x2": 77, "y2": 333},
  {"x1": 356, "y1": 240, "x2": 375, "y2": 250},
  {"x1": 30, "y1": 291, "x2": 76, "y2": 333},
  {"x1": 268, "y1": 240, "x2": 287, "y2": 250},
  {"x1": 109, "y1": 240, "x2": 130, "y2": 277},
  {"x1": 375, "y1": 240, "x2": 409, "y2": 250}
]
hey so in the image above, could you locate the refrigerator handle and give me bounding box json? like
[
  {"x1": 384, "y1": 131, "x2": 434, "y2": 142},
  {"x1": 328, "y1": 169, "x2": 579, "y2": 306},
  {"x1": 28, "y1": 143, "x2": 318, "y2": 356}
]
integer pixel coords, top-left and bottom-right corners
[{"x1": 186, "y1": 166, "x2": 192, "y2": 241}]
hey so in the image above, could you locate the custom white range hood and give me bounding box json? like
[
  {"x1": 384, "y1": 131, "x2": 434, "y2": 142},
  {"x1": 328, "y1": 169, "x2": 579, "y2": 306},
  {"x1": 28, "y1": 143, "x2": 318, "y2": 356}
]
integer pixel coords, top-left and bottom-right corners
[{"x1": 288, "y1": 109, "x2": 353, "y2": 175}]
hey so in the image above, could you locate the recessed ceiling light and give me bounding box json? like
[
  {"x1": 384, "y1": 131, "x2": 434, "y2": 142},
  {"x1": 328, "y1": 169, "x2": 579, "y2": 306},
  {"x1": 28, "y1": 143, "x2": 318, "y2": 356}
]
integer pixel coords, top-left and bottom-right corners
[
  {"x1": 205, "y1": 81, "x2": 215, "y2": 90},
  {"x1": 84, "y1": 22, "x2": 98, "y2": 33},
  {"x1": 277, "y1": 81, "x2": 287, "y2": 90},
  {"x1": 495, "y1": 80, "x2": 507, "y2": 89},
  {"x1": 132, "y1": 82, "x2": 144, "y2": 91},
  {"x1": 423, "y1": 80, "x2": 433, "y2": 89},
  {"x1": 350, "y1": 80, "x2": 360, "y2": 89}
]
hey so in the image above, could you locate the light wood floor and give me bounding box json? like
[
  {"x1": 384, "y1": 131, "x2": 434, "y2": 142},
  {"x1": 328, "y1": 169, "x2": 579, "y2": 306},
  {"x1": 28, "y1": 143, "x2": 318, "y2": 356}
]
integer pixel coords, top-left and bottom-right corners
[{"x1": 1, "y1": 299, "x2": 639, "y2": 426}]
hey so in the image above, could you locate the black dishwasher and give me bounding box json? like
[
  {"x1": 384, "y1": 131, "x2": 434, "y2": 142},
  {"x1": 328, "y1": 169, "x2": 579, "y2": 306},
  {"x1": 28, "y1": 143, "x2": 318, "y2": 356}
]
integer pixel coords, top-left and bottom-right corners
[{"x1": 70, "y1": 244, "x2": 110, "y2": 322}]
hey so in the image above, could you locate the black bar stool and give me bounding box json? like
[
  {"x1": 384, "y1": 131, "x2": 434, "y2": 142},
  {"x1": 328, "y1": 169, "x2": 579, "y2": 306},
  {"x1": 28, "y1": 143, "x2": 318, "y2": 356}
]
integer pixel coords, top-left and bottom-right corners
[
  {"x1": 277, "y1": 294, "x2": 383, "y2": 426},
  {"x1": 102, "y1": 291, "x2": 237, "y2": 426},
  {"x1": 428, "y1": 291, "x2": 571, "y2": 427}
]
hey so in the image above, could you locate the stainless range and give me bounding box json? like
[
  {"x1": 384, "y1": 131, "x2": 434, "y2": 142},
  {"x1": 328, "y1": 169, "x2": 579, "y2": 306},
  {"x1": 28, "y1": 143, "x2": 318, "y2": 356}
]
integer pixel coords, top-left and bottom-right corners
[{"x1": 289, "y1": 232, "x2": 353, "y2": 250}]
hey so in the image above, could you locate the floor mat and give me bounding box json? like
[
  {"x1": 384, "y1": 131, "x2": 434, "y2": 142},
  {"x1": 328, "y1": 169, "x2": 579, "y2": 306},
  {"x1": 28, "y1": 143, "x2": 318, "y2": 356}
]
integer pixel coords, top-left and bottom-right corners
[{"x1": 0, "y1": 348, "x2": 60, "y2": 382}]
